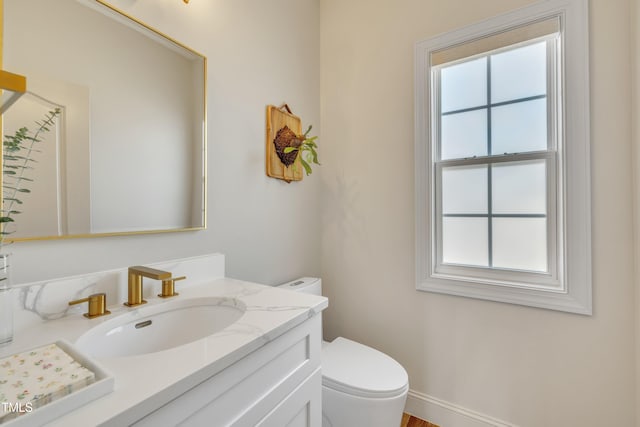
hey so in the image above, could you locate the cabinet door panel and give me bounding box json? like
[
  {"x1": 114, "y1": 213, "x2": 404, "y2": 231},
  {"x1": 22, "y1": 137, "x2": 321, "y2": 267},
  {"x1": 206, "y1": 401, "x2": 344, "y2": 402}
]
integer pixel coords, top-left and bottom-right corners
[{"x1": 256, "y1": 368, "x2": 322, "y2": 427}]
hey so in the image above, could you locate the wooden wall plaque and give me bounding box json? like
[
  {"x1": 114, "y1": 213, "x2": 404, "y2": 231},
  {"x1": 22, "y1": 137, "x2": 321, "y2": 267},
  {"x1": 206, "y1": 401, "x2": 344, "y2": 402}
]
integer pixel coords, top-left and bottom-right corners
[{"x1": 266, "y1": 104, "x2": 303, "y2": 182}]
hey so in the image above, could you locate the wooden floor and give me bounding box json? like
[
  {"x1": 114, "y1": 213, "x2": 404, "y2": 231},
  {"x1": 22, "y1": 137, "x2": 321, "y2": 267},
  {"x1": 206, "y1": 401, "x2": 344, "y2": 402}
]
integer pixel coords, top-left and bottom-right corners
[{"x1": 401, "y1": 413, "x2": 440, "y2": 427}]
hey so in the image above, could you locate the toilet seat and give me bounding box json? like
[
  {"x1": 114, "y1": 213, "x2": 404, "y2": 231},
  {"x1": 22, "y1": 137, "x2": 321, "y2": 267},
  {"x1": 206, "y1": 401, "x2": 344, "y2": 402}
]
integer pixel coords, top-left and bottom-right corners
[{"x1": 321, "y1": 337, "x2": 408, "y2": 399}]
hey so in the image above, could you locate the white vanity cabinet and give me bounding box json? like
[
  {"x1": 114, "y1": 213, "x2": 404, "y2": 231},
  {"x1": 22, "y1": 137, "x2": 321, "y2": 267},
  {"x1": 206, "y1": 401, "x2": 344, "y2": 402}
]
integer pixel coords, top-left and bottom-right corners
[
  {"x1": 129, "y1": 314, "x2": 322, "y2": 427},
  {"x1": 8, "y1": 256, "x2": 328, "y2": 427}
]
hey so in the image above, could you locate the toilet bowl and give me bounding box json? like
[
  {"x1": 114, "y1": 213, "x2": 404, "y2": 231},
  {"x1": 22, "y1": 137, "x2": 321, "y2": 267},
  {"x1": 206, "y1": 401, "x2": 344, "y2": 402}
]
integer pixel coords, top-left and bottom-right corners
[{"x1": 278, "y1": 278, "x2": 409, "y2": 427}]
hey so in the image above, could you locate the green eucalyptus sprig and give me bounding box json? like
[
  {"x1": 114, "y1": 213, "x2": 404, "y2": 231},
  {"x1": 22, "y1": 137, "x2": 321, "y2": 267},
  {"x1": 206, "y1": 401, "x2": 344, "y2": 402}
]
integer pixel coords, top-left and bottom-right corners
[
  {"x1": 1, "y1": 108, "x2": 61, "y2": 239},
  {"x1": 283, "y1": 125, "x2": 320, "y2": 176}
]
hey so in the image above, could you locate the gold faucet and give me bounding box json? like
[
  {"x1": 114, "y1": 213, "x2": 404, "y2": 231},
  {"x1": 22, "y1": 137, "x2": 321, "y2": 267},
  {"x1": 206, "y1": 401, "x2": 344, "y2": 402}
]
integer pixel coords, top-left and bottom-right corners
[
  {"x1": 125, "y1": 266, "x2": 186, "y2": 306},
  {"x1": 69, "y1": 293, "x2": 111, "y2": 318},
  {"x1": 126, "y1": 266, "x2": 171, "y2": 306}
]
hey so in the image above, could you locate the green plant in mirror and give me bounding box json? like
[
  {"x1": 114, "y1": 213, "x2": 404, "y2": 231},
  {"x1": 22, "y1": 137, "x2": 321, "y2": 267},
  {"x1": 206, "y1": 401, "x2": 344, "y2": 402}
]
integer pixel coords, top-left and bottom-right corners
[
  {"x1": 283, "y1": 125, "x2": 320, "y2": 176},
  {"x1": 1, "y1": 108, "x2": 61, "y2": 239}
]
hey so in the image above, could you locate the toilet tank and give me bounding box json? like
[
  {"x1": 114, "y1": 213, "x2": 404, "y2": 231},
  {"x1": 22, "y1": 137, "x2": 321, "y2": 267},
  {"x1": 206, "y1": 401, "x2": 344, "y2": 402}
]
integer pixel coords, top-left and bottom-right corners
[{"x1": 277, "y1": 277, "x2": 322, "y2": 296}]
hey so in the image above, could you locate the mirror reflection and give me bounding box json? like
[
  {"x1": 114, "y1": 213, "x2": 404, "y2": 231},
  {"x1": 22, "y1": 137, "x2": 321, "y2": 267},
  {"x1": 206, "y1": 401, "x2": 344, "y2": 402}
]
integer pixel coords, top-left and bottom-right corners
[{"x1": 2, "y1": 0, "x2": 206, "y2": 240}]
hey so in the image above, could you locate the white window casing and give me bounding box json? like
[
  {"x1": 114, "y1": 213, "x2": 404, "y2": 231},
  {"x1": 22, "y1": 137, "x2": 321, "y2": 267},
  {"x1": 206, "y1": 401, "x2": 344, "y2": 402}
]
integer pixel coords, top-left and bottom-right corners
[{"x1": 414, "y1": 0, "x2": 591, "y2": 314}]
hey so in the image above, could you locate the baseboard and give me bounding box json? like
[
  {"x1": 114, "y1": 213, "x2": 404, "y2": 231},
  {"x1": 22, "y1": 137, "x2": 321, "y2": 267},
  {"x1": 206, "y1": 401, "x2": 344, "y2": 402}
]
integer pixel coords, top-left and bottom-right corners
[{"x1": 404, "y1": 389, "x2": 517, "y2": 427}]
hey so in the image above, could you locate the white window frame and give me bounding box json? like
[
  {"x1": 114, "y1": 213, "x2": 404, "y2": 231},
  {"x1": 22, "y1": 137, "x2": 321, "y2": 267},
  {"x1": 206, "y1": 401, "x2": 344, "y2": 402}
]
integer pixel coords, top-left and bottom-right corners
[{"x1": 414, "y1": 0, "x2": 591, "y2": 314}]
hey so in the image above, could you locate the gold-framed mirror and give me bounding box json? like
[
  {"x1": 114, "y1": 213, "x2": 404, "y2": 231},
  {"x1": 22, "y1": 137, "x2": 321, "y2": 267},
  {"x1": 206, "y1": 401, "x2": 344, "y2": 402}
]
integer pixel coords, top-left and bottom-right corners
[{"x1": 1, "y1": 0, "x2": 207, "y2": 242}]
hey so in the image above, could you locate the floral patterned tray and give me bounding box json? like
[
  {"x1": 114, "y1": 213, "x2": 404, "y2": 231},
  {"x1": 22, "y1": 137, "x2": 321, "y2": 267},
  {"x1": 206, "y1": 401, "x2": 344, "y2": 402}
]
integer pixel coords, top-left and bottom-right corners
[{"x1": 0, "y1": 340, "x2": 114, "y2": 426}]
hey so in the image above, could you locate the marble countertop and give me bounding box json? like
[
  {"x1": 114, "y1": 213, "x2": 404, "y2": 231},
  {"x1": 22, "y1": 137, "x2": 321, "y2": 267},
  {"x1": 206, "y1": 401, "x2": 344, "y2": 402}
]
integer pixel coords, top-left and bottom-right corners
[{"x1": 0, "y1": 277, "x2": 328, "y2": 426}]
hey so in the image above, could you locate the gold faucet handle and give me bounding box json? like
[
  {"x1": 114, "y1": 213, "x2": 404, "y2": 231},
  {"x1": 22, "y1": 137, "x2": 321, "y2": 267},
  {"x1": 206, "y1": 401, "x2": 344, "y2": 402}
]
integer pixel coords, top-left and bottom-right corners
[
  {"x1": 69, "y1": 293, "x2": 111, "y2": 318},
  {"x1": 158, "y1": 276, "x2": 186, "y2": 298}
]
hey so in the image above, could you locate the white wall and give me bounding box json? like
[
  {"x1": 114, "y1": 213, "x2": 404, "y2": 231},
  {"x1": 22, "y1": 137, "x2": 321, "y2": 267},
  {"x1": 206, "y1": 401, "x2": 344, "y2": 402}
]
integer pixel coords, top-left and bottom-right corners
[
  {"x1": 4, "y1": 0, "x2": 321, "y2": 287},
  {"x1": 320, "y1": 0, "x2": 637, "y2": 425}
]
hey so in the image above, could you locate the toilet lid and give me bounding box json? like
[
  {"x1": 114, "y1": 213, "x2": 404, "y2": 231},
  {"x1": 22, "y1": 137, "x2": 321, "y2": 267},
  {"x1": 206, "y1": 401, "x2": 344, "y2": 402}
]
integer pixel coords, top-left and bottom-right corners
[{"x1": 321, "y1": 337, "x2": 408, "y2": 399}]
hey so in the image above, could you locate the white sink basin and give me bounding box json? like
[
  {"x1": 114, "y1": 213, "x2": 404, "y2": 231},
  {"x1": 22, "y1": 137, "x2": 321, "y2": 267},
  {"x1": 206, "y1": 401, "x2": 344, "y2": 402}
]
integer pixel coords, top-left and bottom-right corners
[{"x1": 75, "y1": 297, "x2": 246, "y2": 358}]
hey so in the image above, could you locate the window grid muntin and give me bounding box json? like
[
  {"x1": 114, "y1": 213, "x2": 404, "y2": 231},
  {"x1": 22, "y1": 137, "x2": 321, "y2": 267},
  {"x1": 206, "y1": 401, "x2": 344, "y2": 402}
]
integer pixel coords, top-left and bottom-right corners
[
  {"x1": 434, "y1": 38, "x2": 557, "y2": 277},
  {"x1": 441, "y1": 94, "x2": 547, "y2": 117},
  {"x1": 486, "y1": 56, "x2": 493, "y2": 266}
]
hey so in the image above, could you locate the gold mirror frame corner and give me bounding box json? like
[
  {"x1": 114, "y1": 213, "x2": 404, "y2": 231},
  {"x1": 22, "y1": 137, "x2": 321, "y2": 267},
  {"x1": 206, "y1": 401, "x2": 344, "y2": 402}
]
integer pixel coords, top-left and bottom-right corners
[{"x1": 0, "y1": 0, "x2": 208, "y2": 244}]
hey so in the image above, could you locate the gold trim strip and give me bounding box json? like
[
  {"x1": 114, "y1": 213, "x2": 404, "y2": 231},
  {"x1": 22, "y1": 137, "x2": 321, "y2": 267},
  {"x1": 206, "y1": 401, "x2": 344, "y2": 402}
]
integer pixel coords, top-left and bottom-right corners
[
  {"x1": 6, "y1": 226, "x2": 206, "y2": 243},
  {"x1": 0, "y1": 70, "x2": 26, "y2": 93},
  {"x1": 202, "y1": 56, "x2": 208, "y2": 231},
  {"x1": 93, "y1": 0, "x2": 206, "y2": 58}
]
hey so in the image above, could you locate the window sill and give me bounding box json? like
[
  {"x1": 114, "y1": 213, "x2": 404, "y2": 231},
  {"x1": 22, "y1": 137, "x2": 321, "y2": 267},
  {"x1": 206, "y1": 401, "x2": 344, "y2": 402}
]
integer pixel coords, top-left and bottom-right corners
[{"x1": 417, "y1": 276, "x2": 591, "y2": 315}]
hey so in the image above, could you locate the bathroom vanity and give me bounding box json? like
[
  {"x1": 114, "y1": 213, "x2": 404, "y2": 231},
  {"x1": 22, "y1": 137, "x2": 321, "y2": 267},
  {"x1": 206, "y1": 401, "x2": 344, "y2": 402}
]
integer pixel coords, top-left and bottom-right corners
[{"x1": 0, "y1": 254, "x2": 327, "y2": 426}]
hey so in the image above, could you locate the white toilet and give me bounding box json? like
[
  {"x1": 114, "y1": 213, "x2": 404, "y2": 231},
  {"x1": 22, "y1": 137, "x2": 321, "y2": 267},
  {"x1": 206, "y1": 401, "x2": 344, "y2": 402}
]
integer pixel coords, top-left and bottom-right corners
[{"x1": 278, "y1": 278, "x2": 409, "y2": 427}]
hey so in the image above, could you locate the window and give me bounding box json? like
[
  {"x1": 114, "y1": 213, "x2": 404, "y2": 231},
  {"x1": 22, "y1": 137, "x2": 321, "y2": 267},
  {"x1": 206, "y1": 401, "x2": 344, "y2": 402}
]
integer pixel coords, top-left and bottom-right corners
[
  {"x1": 415, "y1": 0, "x2": 591, "y2": 314},
  {"x1": 436, "y1": 35, "x2": 558, "y2": 287}
]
